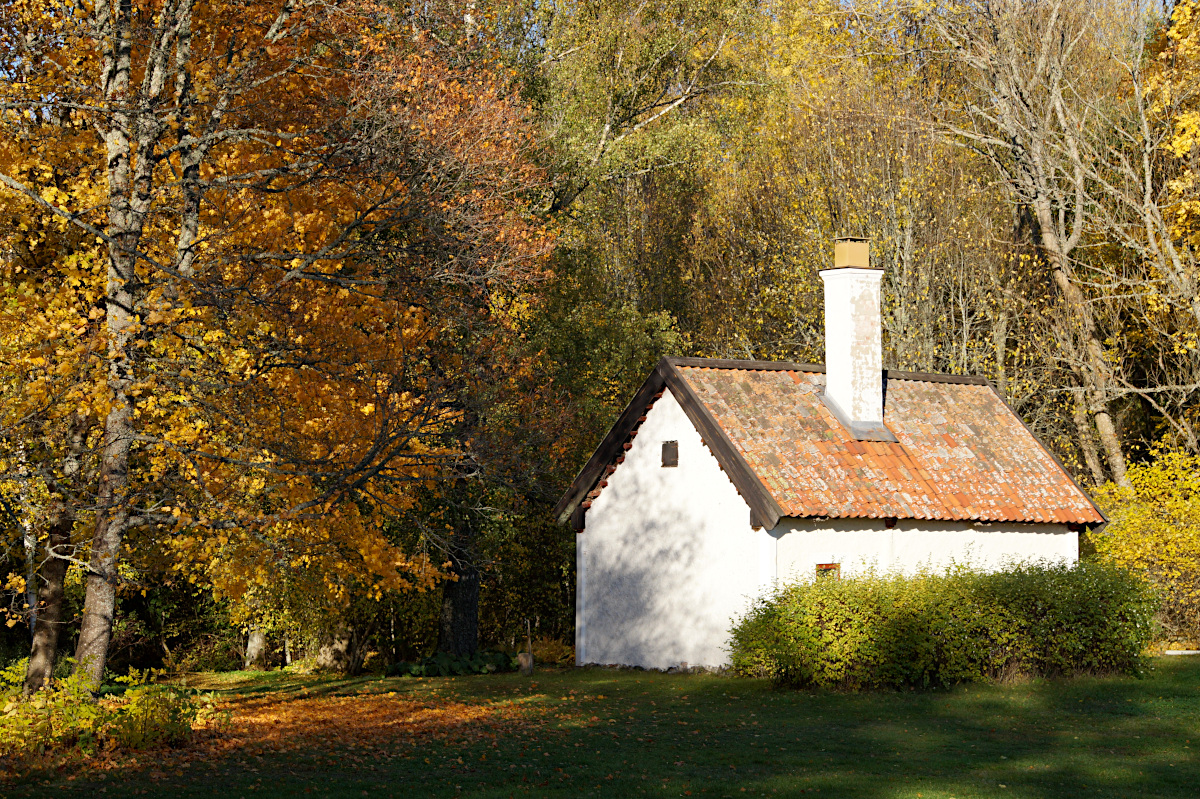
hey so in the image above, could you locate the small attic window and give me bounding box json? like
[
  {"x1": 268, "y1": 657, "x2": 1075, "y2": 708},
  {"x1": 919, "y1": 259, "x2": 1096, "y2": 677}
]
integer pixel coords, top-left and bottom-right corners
[{"x1": 661, "y1": 441, "x2": 679, "y2": 467}]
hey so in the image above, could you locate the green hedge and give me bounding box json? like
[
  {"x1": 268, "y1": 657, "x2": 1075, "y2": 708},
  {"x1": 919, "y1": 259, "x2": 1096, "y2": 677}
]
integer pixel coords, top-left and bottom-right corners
[{"x1": 728, "y1": 561, "x2": 1157, "y2": 690}]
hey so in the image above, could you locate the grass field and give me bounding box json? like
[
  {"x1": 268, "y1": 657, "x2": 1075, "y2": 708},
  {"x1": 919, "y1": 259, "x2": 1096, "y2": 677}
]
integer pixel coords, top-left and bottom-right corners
[{"x1": 4, "y1": 656, "x2": 1199, "y2": 798}]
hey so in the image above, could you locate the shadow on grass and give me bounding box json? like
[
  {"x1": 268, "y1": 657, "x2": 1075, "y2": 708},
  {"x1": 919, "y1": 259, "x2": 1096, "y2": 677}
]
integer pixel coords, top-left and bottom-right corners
[
  {"x1": 709, "y1": 658, "x2": 1198, "y2": 799},
  {"x1": 7, "y1": 657, "x2": 1198, "y2": 799}
]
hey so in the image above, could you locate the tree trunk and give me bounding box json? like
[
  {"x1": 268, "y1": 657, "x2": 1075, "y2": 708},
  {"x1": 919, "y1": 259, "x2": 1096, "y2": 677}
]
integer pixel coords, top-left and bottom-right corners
[
  {"x1": 24, "y1": 413, "x2": 87, "y2": 695},
  {"x1": 991, "y1": 307, "x2": 1009, "y2": 400},
  {"x1": 1071, "y1": 393, "x2": 1107, "y2": 485},
  {"x1": 23, "y1": 516, "x2": 72, "y2": 695},
  {"x1": 437, "y1": 521, "x2": 480, "y2": 659},
  {"x1": 1033, "y1": 203, "x2": 1130, "y2": 488},
  {"x1": 316, "y1": 623, "x2": 373, "y2": 674},
  {"x1": 74, "y1": 0, "x2": 144, "y2": 691},
  {"x1": 73, "y1": 403, "x2": 134, "y2": 689},
  {"x1": 1092, "y1": 403, "x2": 1128, "y2": 486},
  {"x1": 316, "y1": 628, "x2": 351, "y2": 671},
  {"x1": 73, "y1": 320, "x2": 136, "y2": 690},
  {"x1": 244, "y1": 627, "x2": 268, "y2": 670}
]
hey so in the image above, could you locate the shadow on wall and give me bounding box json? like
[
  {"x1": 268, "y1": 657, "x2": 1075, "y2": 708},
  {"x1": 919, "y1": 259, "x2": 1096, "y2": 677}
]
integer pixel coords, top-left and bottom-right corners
[{"x1": 583, "y1": 504, "x2": 756, "y2": 670}]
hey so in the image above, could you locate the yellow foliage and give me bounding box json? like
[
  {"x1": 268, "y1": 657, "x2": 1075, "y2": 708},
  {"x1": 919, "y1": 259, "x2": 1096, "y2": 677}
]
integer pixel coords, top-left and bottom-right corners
[
  {"x1": 1156, "y1": 0, "x2": 1200, "y2": 246},
  {"x1": 1090, "y1": 452, "x2": 1200, "y2": 643},
  {"x1": 0, "y1": 0, "x2": 551, "y2": 639}
]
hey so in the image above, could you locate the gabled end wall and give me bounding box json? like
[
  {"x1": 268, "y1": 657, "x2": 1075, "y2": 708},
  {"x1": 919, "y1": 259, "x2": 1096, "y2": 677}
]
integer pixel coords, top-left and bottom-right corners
[{"x1": 577, "y1": 388, "x2": 775, "y2": 669}]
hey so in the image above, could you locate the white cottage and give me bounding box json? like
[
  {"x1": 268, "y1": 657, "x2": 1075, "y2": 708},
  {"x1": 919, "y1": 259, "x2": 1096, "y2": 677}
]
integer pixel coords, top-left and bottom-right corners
[{"x1": 554, "y1": 238, "x2": 1105, "y2": 670}]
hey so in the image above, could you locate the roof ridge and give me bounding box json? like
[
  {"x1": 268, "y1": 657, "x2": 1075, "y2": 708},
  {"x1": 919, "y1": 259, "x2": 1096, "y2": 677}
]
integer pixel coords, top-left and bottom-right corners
[
  {"x1": 666, "y1": 356, "x2": 824, "y2": 372},
  {"x1": 667, "y1": 357, "x2": 990, "y2": 387}
]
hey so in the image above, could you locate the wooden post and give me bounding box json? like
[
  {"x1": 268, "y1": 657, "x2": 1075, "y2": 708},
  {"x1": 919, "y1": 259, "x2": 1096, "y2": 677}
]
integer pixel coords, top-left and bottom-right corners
[{"x1": 517, "y1": 619, "x2": 534, "y2": 675}]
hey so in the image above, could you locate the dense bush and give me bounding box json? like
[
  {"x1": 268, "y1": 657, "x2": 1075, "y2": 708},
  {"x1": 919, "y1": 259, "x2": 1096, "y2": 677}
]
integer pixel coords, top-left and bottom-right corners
[
  {"x1": 0, "y1": 662, "x2": 225, "y2": 757},
  {"x1": 0, "y1": 660, "x2": 106, "y2": 755},
  {"x1": 1091, "y1": 453, "x2": 1200, "y2": 644},
  {"x1": 530, "y1": 635, "x2": 576, "y2": 666},
  {"x1": 105, "y1": 684, "x2": 221, "y2": 749},
  {"x1": 728, "y1": 561, "x2": 1157, "y2": 690}
]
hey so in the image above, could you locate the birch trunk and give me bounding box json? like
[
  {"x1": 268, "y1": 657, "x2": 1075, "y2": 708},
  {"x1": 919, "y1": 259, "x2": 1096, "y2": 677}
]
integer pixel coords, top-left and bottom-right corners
[
  {"x1": 74, "y1": 0, "x2": 146, "y2": 689},
  {"x1": 74, "y1": 399, "x2": 134, "y2": 688},
  {"x1": 1071, "y1": 392, "x2": 1108, "y2": 485},
  {"x1": 244, "y1": 627, "x2": 268, "y2": 670},
  {"x1": 1034, "y1": 206, "x2": 1129, "y2": 486},
  {"x1": 991, "y1": 308, "x2": 1009, "y2": 400}
]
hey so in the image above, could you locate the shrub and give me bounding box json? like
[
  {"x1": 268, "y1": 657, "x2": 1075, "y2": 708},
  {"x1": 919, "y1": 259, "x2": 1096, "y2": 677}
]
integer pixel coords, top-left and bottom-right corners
[
  {"x1": 1, "y1": 660, "x2": 109, "y2": 755},
  {"x1": 0, "y1": 663, "x2": 225, "y2": 757},
  {"x1": 728, "y1": 561, "x2": 1156, "y2": 690},
  {"x1": 531, "y1": 636, "x2": 575, "y2": 666},
  {"x1": 1090, "y1": 452, "x2": 1200, "y2": 643},
  {"x1": 107, "y1": 685, "x2": 204, "y2": 749}
]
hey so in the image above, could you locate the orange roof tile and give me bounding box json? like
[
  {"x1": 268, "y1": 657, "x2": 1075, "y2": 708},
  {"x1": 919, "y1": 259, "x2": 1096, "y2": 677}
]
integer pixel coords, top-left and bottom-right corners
[{"x1": 675, "y1": 364, "x2": 1103, "y2": 525}]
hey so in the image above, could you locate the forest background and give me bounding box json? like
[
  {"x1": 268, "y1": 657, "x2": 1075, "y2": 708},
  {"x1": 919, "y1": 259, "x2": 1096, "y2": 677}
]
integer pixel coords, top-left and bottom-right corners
[{"x1": 2, "y1": 0, "x2": 1200, "y2": 690}]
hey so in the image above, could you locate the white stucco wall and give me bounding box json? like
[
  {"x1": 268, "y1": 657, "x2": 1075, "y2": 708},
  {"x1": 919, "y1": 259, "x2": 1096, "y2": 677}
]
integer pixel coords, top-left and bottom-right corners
[
  {"x1": 773, "y1": 516, "x2": 1078, "y2": 582},
  {"x1": 577, "y1": 388, "x2": 771, "y2": 670}
]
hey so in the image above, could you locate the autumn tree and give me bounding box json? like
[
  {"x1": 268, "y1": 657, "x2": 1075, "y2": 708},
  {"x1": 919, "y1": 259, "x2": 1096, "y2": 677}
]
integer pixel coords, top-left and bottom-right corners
[
  {"x1": 530, "y1": 0, "x2": 759, "y2": 210},
  {"x1": 0, "y1": 0, "x2": 550, "y2": 688}
]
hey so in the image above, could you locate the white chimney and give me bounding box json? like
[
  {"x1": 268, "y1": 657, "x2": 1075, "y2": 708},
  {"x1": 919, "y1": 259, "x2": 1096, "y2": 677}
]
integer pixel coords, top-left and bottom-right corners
[{"x1": 819, "y1": 238, "x2": 897, "y2": 442}]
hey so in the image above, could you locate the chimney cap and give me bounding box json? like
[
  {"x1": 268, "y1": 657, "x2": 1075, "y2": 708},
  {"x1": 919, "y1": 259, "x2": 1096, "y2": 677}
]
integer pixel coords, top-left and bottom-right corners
[{"x1": 829, "y1": 237, "x2": 878, "y2": 270}]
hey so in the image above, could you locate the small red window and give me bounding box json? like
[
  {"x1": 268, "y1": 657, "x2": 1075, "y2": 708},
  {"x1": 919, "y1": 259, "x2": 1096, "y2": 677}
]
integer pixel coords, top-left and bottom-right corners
[{"x1": 816, "y1": 563, "x2": 841, "y2": 580}]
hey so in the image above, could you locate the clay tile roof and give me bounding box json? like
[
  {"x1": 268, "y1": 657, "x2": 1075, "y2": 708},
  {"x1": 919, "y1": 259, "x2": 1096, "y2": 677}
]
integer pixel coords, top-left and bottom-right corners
[
  {"x1": 674, "y1": 363, "x2": 1103, "y2": 526},
  {"x1": 554, "y1": 358, "x2": 1105, "y2": 529}
]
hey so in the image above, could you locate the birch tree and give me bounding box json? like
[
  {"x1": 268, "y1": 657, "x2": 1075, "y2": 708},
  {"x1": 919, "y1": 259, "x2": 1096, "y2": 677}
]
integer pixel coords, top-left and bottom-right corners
[
  {"x1": 919, "y1": 0, "x2": 1146, "y2": 484},
  {"x1": 536, "y1": 0, "x2": 759, "y2": 210}
]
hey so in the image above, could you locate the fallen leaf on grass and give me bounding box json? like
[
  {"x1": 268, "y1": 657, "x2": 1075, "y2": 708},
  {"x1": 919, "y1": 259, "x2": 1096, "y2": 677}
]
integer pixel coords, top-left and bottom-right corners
[{"x1": 2, "y1": 689, "x2": 549, "y2": 788}]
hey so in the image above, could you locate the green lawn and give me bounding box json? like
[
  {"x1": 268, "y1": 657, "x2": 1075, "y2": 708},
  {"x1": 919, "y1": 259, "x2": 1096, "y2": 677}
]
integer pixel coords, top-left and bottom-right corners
[{"x1": 7, "y1": 656, "x2": 1200, "y2": 798}]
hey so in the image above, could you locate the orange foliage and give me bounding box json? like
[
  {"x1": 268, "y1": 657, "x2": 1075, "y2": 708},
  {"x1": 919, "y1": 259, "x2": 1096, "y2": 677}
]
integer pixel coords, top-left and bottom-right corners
[{"x1": 0, "y1": 0, "x2": 553, "y2": 661}]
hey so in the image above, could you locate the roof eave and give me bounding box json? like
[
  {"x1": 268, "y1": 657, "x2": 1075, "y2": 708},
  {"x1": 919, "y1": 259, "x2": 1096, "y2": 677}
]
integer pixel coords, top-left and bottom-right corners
[
  {"x1": 552, "y1": 363, "x2": 669, "y2": 524},
  {"x1": 554, "y1": 358, "x2": 786, "y2": 531},
  {"x1": 983, "y1": 380, "x2": 1108, "y2": 527}
]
